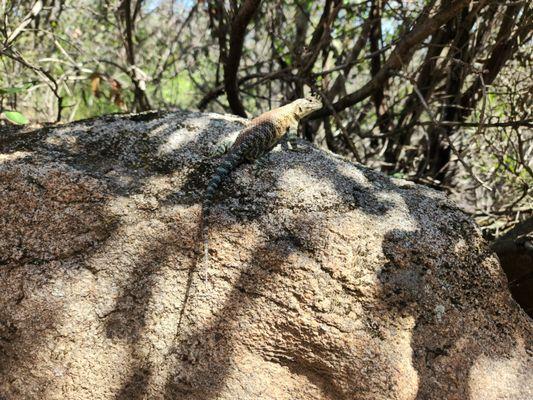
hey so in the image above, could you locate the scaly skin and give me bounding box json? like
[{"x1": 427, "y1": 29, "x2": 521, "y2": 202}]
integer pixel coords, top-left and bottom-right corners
[
  {"x1": 201, "y1": 96, "x2": 323, "y2": 270},
  {"x1": 177, "y1": 96, "x2": 323, "y2": 329}
]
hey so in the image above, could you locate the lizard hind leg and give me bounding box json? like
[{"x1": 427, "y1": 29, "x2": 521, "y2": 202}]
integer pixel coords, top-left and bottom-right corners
[
  {"x1": 252, "y1": 154, "x2": 272, "y2": 177},
  {"x1": 209, "y1": 139, "x2": 233, "y2": 158}
]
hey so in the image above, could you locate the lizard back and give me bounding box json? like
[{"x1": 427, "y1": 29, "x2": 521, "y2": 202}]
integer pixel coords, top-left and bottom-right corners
[{"x1": 200, "y1": 96, "x2": 322, "y2": 276}]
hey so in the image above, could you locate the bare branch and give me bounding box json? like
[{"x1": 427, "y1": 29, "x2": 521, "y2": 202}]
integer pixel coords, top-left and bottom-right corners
[
  {"x1": 2, "y1": 0, "x2": 43, "y2": 49},
  {"x1": 309, "y1": 0, "x2": 472, "y2": 119}
]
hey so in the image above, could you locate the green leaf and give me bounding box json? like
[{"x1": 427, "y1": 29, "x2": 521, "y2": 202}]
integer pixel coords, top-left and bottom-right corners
[
  {"x1": 2, "y1": 111, "x2": 29, "y2": 125},
  {"x1": 0, "y1": 82, "x2": 33, "y2": 95},
  {"x1": 0, "y1": 87, "x2": 24, "y2": 95}
]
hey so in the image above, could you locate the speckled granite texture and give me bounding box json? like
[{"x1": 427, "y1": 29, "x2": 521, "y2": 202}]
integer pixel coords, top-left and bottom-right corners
[{"x1": 0, "y1": 110, "x2": 531, "y2": 400}]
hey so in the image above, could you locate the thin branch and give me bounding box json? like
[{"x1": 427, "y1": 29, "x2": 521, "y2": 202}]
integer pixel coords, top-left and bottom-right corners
[
  {"x1": 400, "y1": 72, "x2": 492, "y2": 191},
  {"x1": 198, "y1": 68, "x2": 291, "y2": 110},
  {"x1": 2, "y1": 0, "x2": 43, "y2": 50},
  {"x1": 309, "y1": 0, "x2": 472, "y2": 119},
  {"x1": 3, "y1": 48, "x2": 63, "y2": 122},
  {"x1": 414, "y1": 120, "x2": 533, "y2": 128},
  {"x1": 315, "y1": 88, "x2": 362, "y2": 162}
]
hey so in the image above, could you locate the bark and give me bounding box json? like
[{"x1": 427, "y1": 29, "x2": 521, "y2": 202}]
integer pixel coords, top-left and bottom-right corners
[
  {"x1": 116, "y1": 0, "x2": 151, "y2": 112},
  {"x1": 224, "y1": 0, "x2": 262, "y2": 117}
]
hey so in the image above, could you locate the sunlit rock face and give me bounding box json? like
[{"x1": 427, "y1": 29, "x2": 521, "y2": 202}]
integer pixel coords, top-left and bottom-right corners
[{"x1": 1, "y1": 110, "x2": 531, "y2": 400}]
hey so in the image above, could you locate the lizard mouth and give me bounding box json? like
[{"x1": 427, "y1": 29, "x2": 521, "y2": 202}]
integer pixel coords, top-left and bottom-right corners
[{"x1": 305, "y1": 97, "x2": 323, "y2": 112}]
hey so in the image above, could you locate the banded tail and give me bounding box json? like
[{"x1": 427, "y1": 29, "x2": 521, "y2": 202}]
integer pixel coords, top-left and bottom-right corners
[{"x1": 201, "y1": 151, "x2": 243, "y2": 270}]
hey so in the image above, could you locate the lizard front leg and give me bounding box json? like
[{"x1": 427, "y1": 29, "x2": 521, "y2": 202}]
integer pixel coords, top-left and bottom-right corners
[{"x1": 282, "y1": 123, "x2": 305, "y2": 152}]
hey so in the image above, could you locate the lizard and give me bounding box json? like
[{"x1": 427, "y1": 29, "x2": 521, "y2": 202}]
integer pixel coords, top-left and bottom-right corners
[
  {"x1": 201, "y1": 95, "x2": 323, "y2": 273},
  {"x1": 176, "y1": 95, "x2": 322, "y2": 330}
]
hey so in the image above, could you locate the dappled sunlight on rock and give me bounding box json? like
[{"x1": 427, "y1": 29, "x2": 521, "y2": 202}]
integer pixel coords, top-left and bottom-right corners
[
  {"x1": 468, "y1": 337, "x2": 532, "y2": 400},
  {"x1": 1, "y1": 111, "x2": 531, "y2": 400}
]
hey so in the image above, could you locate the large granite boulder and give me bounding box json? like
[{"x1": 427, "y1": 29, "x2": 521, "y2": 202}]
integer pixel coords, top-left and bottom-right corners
[{"x1": 0, "y1": 111, "x2": 531, "y2": 399}]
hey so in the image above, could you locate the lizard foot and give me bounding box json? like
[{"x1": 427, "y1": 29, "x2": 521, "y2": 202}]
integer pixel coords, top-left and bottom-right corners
[
  {"x1": 282, "y1": 131, "x2": 308, "y2": 153},
  {"x1": 252, "y1": 156, "x2": 270, "y2": 177}
]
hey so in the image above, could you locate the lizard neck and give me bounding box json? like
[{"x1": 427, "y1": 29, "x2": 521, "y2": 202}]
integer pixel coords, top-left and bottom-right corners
[{"x1": 270, "y1": 104, "x2": 300, "y2": 136}]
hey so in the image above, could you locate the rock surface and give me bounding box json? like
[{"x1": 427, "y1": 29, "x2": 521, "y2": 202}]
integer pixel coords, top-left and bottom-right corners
[{"x1": 0, "y1": 110, "x2": 531, "y2": 400}]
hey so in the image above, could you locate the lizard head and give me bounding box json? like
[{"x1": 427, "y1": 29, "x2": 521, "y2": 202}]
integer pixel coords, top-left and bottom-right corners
[{"x1": 292, "y1": 95, "x2": 323, "y2": 118}]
